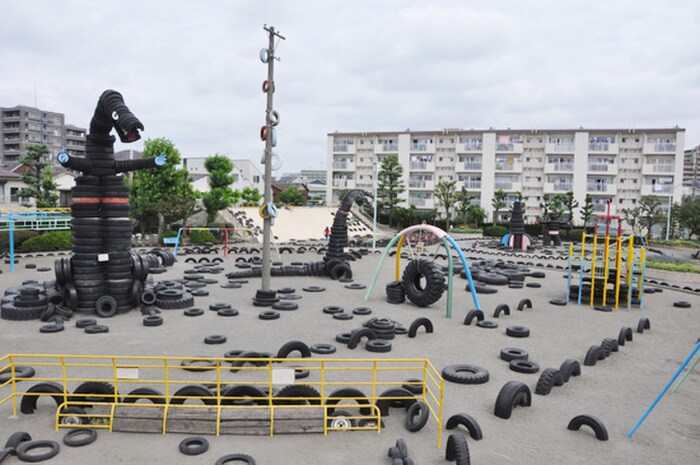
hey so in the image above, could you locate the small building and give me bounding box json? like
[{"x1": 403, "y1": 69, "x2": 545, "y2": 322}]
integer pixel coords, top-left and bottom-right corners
[
  {"x1": 0, "y1": 166, "x2": 26, "y2": 207},
  {"x1": 272, "y1": 182, "x2": 309, "y2": 204}
]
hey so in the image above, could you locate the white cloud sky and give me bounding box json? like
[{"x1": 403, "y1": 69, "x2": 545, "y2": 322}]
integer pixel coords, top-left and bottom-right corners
[{"x1": 1, "y1": 0, "x2": 698, "y2": 174}]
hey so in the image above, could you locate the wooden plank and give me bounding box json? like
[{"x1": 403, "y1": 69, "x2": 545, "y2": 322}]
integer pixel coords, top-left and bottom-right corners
[
  {"x1": 112, "y1": 418, "x2": 164, "y2": 434},
  {"x1": 166, "y1": 419, "x2": 217, "y2": 435},
  {"x1": 114, "y1": 406, "x2": 164, "y2": 420}
]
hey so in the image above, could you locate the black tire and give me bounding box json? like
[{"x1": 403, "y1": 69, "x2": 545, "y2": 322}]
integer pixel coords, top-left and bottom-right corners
[
  {"x1": 517, "y1": 298, "x2": 533, "y2": 311},
  {"x1": 500, "y1": 347, "x2": 529, "y2": 362},
  {"x1": 401, "y1": 378, "x2": 424, "y2": 395},
  {"x1": 85, "y1": 324, "x2": 109, "y2": 334},
  {"x1": 276, "y1": 340, "x2": 311, "y2": 358},
  {"x1": 122, "y1": 387, "x2": 165, "y2": 404},
  {"x1": 476, "y1": 320, "x2": 498, "y2": 329},
  {"x1": 584, "y1": 345, "x2": 603, "y2": 366},
  {"x1": 63, "y1": 428, "x2": 97, "y2": 447},
  {"x1": 20, "y1": 382, "x2": 65, "y2": 414},
  {"x1": 181, "y1": 357, "x2": 217, "y2": 372},
  {"x1": 169, "y1": 385, "x2": 217, "y2": 405},
  {"x1": 567, "y1": 414, "x2": 609, "y2": 441},
  {"x1": 259, "y1": 311, "x2": 280, "y2": 320},
  {"x1": 673, "y1": 300, "x2": 691, "y2": 308},
  {"x1": 221, "y1": 385, "x2": 267, "y2": 406},
  {"x1": 328, "y1": 262, "x2": 353, "y2": 280},
  {"x1": 463, "y1": 309, "x2": 484, "y2": 325},
  {"x1": 442, "y1": 364, "x2": 489, "y2": 385},
  {"x1": 215, "y1": 454, "x2": 256, "y2": 465},
  {"x1": 94, "y1": 295, "x2": 117, "y2": 318},
  {"x1": 618, "y1": 326, "x2": 633, "y2": 346},
  {"x1": 204, "y1": 335, "x2": 227, "y2": 345},
  {"x1": 273, "y1": 384, "x2": 321, "y2": 405},
  {"x1": 509, "y1": 359, "x2": 540, "y2": 374},
  {"x1": 494, "y1": 380, "x2": 531, "y2": 419},
  {"x1": 325, "y1": 387, "x2": 372, "y2": 415},
  {"x1": 16, "y1": 440, "x2": 60, "y2": 463},
  {"x1": 445, "y1": 413, "x2": 483, "y2": 440},
  {"x1": 407, "y1": 317, "x2": 433, "y2": 338},
  {"x1": 310, "y1": 343, "x2": 336, "y2": 355},
  {"x1": 505, "y1": 326, "x2": 530, "y2": 338},
  {"x1": 4, "y1": 431, "x2": 32, "y2": 450},
  {"x1": 445, "y1": 433, "x2": 470, "y2": 465},
  {"x1": 347, "y1": 328, "x2": 377, "y2": 350},
  {"x1": 71, "y1": 381, "x2": 118, "y2": 404},
  {"x1": 559, "y1": 359, "x2": 581, "y2": 383},
  {"x1": 637, "y1": 317, "x2": 650, "y2": 333},
  {"x1": 493, "y1": 304, "x2": 510, "y2": 318},
  {"x1": 184, "y1": 308, "x2": 204, "y2": 317},
  {"x1": 375, "y1": 388, "x2": 416, "y2": 416},
  {"x1": 0, "y1": 366, "x2": 36, "y2": 383},
  {"x1": 601, "y1": 337, "x2": 619, "y2": 354},
  {"x1": 404, "y1": 400, "x2": 429, "y2": 432},
  {"x1": 366, "y1": 339, "x2": 392, "y2": 353},
  {"x1": 402, "y1": 258, "x2": 445, "y2": 307},
  {"x1": 535, "y1": 368, "x2": 564, "y2": 395},
  {"x1": 179, "y1": 436, "x2": 209, "y2": 455}
]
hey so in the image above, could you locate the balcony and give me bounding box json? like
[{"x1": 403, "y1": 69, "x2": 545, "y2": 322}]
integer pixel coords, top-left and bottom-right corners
[
  {"x1": 545, "y1": 142, "x2": 575, "y2": 154},
  {"x1": 544, "y1": 163, "x2": 574, "y2": 174},
  {"x1": 587, "y1": 163, "x2": 618, "y2": 175},
  {"x1": 588, "y1": 142, "x2": 619, "y2": 153},
  {"x1": 642, "y1": 163, "x2": 675, "y2": 176},
  {"x1": 461, "y1": 181, "x2": 482, "y2": 190},
  {"x1": 544, "y1": 182, "x2": 573, "y2": 194},
  {"x1": 641, "y1": 184, "x2": 673, "y2": 196},
  {"x1": 332, "y1": 178, "x2": 355, "y2": 189},
  {"x1": 333, "y1": 143, "x2": 356, "y2": 154},
  {"x1": 495, "y1": 142, "x2": 524, "y2": 153},
  {"x1": 1, "y1": 114, "x2": 20, "y2": 121},
  {"x1": 456, "y1": 141, "x2": 482, "y2": 152},
  {"x1": 408, "y1": 180, "x2": 435, "y2": 191},
  {"x1": 494, "y1": 181, "x2": 522, "y2": 192},
  {"x1": 455, "y1": 161, "x2": 482, "y2": 172},
  {"x1": 409, "y1": 197, "x2": 434, "y2": 209},
  {"x1": 2, "y1": 126, "x2": 20, "y2": 133},
  {"x1": 495, "y1": 161, "x2": 523, "y2": 173},
  {"x1": 332, "y1": 160, "x2": 355, "y2": 171},
  {"x1": 374, "y1": 143, "x2": 398, "y2": 153},
  {"x1": 587, "y1": 183, "x2": 617, "y2": 195},
  {"x1": 643, "y1": 142, "x2": 676, "y2": 154},
  {"x1": 410, "y1": 160, "x2": 435, "y2": 171},
  {"x1": 410, "y1": 141, "x2": 436, "y2": 154}
]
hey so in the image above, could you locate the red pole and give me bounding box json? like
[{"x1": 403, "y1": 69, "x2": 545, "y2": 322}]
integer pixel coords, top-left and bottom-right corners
[{"x1": 225, "y1": 230, "x2": 229, "y2": 259}]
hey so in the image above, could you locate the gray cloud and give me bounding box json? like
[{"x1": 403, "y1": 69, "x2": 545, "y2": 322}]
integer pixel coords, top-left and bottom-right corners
[{"x1": 1, "y1": 0, "x2": 698, "y2": 174}]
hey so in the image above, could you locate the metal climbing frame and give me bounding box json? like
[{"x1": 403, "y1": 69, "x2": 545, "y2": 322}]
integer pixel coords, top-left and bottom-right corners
[
  {"x1": 0, "y1": 354, "x2": 446, "y2": 447},
  {"x1": 0, "y1": 209, "x2": 72, "y2": 272},
  {"x1": 364, "y1": 224, "x2": 481, "y2": 317}
]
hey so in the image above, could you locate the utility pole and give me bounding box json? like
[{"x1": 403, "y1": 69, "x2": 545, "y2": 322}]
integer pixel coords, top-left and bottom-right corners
[{"x1": 253, "y1": 25, "x2": 285, "y2": 307}]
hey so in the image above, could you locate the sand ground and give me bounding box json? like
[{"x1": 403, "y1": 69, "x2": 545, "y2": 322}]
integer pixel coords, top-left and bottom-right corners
[{"x1": 0, "y1": 245, "x2": 698, "y2": 465}]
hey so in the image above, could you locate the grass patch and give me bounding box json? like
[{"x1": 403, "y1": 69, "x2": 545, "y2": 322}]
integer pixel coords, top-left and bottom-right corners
[
  {"x1": 646, "y1": 260, "x2": 700, "y2": 274},
  {"x1": 449, "y1": 227, "x2": 483, "y2": 234},
  {"x1": 649, "y1": 239, "x2": 700, "y2": 249}
]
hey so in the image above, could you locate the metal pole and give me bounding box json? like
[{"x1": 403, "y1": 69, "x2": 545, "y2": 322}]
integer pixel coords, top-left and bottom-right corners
[
  {"x1": 665, "y1": 191, "x2": 672, "y2": 241},
  {"x1": 254, "y1": 25, "x2": 285, "y2": 306},
  {"x1": 372, "y1": 160, "x2": 378, "y2": 252}
]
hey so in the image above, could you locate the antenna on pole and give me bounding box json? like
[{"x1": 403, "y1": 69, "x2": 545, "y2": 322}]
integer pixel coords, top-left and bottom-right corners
[{"x1": 253, "y1": 25, "x2": 286, "y2": 307}]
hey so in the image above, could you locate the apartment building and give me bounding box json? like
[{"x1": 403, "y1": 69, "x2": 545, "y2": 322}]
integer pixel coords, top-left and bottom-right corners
[
  {"x1": 183, "y1": 157, "x2": 264, "y2": 195},
  {"x1": 683, "y1": 145, "x2": 700, "y2": 197},
  {"x1": 326, "y1": 128, "x2": 685, "y2": 226},
  {"x1": 0, "y1": 105, "x2": 86, "y2": 168}
]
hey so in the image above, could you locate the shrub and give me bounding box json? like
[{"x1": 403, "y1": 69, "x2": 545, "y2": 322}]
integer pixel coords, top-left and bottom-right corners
[
  {"x1": 524, "y1": 224, "x2": 543, "y2": 237},
  {"x1": 18, "y1": 230, "x2": 71, "y2": 252},
  {"x1": 646, "y1": 260, "x2": 700, "y2": 274},
  {"x1": 0, "y1": 230, "x2": 40, "y2": 251},
  {"x1": 567, "y1": 228, "x2": 585, "y2": 242},
  {"x1": 189, "y1": 229, "x2": 217, "y2": 244},
  {"x1": 483, "y1": 225, "x2": 507, "y2": 237}
]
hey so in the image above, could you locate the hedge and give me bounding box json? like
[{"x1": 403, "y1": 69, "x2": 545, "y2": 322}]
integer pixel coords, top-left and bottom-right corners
[
  {"x1": 18, "y1": 231, "x2": 71, "y2": 252},
  {"x1": 483, "y1": 225, "x2": 508, "y2": 237},
  {"x1": 0, "y1": 230, "x2": 40, "y2": 251}
]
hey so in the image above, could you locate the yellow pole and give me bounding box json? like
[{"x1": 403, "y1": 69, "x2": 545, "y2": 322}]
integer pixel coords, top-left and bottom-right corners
[
  {"x1": 580, "y1": 232, "x2": 587, "y2": 258},
  {"x1": 626, "y1": 235, "x2": 635, "y2": 301},
  {"x1": 395, "y1": 236, "x2": 406, "y2": 281},
  {"x1": 602, "y1": 234, "x2": 611, "y2": 307},
  {"x1": 589, "y1": 233, "x2": 598, "y2": 307},
  {"x1": 614, "y1": 235, "x2": 622, "y2": 309}
]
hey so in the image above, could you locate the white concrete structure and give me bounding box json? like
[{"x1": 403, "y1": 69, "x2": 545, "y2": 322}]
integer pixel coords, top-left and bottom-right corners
[
  {"x1": 327, "y1": 128, "x2": 685, "y2": 227},
  {"x1": 183, "y1": 157, "x2": 264, "y2": 195}
]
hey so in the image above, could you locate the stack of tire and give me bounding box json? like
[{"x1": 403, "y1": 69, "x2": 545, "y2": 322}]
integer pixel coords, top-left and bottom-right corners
[
  {"x1": 386, "y1": 281, "x2": 406, "y2": 304},
  {"x1": 323, "y1": 189, "x2": 368, "y2": 280}
]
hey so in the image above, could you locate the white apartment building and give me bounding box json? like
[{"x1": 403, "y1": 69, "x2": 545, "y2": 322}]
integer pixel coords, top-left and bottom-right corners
[{"x1": 326, "y1": 128, "x2": 685, "y2": 226}]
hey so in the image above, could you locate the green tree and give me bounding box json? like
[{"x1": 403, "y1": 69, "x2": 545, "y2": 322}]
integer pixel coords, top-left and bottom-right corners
[
  {"x1": 673, "y1": 196, "x2": 700, "y2": 238},
  {"x1": 491, "y1": 189, "x2": 507, "y2": 223},
  {"x1": 562, "y1": 191, "x2": 579, "y2": 226},
  {"x1": 280, "y1": 186, "x2": 306, "y2": 205},
  {"x1": 377, "y1": 155, "x2": 405, "y2": 227},
  {"x1": 456, "y1": 188, "x2": 474, "y2": 225},
  {"x1": 433, "y1": 180, "x2": 458, "y2": 231},
  {"x1": 621, "y1": 207, "x2": 641, "y2": 233},
  {"x1": 240, "y1": 187, "x2": 262, "y2": 206},
  {"x1": 638, "y1": 195, "x2": 664, "y2": 237},
  {"x1": 466, "y1": 204, "x2": 486, "y2": 227},
  {"x1": 580, "y1": 194, "x2": 594, "y2": 228},
  {"x1": 130, "y1": 137, "x2": 199, "y2": 235},
  {"x1": 16, "y1": 144, "x2": 58, "y2": 208},
  {"x1": 202, "y1": 155, "x2": 238, "y2": 224}
]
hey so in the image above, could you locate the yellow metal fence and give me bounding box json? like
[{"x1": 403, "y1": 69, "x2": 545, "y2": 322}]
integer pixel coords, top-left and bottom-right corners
[{"x1": 0, "y1": 353, "x2": 445, "y2": 446}]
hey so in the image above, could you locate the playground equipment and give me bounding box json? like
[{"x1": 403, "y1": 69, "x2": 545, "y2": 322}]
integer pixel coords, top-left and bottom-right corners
[
  {"x1": 0, "y1": 352, "x2": 445, "y2": 446},
  {"x1": 0, "y1": 209, "x2": 71, "y2": 272},
  {"x1": 500, "y1": 200, "x2": 532, "y2": 251},
  {"x1": 566, "y1": 205, "x2": 647, "y2": 310},
  {"x1": 364, "y1": 224, "x2": 480, "y2": 318},
  {"x1": 56, "y1": 90, "x2": 166, "y2": 315}
]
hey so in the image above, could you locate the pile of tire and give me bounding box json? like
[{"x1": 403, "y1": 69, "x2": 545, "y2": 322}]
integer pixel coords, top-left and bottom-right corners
[
  {"x1": 154, "y1": 282, "x2": 194, "y2": 310},
  {"x1": 386, "y1": 281, "x2": 406, "y2": 304},
  {"x1": 1, "y1": 283, "x2": 61, "y2": 321},
  {"x1": 323, "y1": 189, "x2": 369, "y2": 280}
]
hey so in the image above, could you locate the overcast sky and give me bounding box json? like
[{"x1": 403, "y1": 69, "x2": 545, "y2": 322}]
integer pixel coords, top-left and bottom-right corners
[{"x1": 1, "y1": 0, "x2": 698, "y2": 174}]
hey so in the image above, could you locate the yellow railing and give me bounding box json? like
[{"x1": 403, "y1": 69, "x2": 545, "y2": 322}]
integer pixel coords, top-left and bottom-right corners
[{"x1": 0, "y1": 353, "x2": 445, "y2": 446}]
